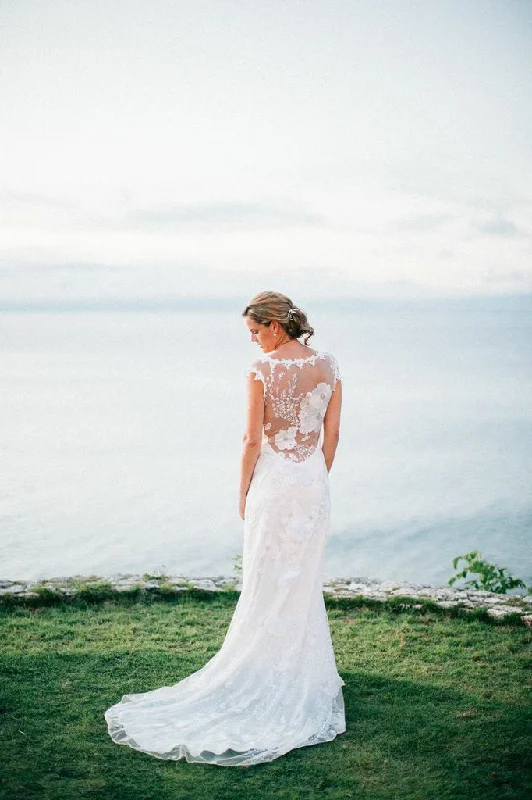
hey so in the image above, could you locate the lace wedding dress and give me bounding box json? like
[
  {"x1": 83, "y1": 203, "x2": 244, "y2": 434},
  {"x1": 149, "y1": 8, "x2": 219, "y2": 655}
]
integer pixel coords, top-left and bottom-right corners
[{"x1": 104, "y1": 350, "x2": 345, "y2": 766}]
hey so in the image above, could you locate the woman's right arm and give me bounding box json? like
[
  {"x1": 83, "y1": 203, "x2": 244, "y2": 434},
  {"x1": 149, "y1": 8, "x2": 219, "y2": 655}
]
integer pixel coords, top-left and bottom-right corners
[
  {"x1": 239, "y1": 372, "x2": 264, "y2": 518},
  {"x1": 322, "y1": 380, "x2": 342, "y2": 472}
]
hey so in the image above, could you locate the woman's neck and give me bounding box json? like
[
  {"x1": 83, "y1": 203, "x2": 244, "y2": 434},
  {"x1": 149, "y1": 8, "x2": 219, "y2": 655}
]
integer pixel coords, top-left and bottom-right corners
[{"x1": 269, "y1": 339, "x2": 315, "y2": 358}]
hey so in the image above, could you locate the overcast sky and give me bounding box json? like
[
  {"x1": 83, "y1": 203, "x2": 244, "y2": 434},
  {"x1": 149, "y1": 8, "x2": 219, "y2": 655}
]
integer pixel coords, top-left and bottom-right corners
[{"x1": 1, "y1": 0, "x2": 531, "y2": 306}]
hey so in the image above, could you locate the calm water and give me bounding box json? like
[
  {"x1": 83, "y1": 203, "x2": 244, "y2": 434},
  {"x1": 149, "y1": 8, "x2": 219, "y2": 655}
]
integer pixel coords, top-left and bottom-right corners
[{"x1": 1, "y1": 299, "x2": 531, "y2": 586}]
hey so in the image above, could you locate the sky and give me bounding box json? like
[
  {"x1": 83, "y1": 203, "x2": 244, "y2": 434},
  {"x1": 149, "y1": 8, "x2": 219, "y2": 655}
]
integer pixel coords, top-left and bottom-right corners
[{"x1": 1, "y1": 0, "x2": 531, "y2": 306}]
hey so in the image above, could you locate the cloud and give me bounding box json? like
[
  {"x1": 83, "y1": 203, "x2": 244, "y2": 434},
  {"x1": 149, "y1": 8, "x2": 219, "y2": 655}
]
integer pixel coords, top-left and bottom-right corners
[
  {"x1": 475, "y1": 217, "x2": 520, "y2": 237},
  {"x1": 0, "y1": 191, "x2": 324, "y2": 233},
  {"x1": 0, "y1": 259, "x2": 455, "y2": 309},
  {"x1": 0, "y1": 263, "x2": 121, "y2": 274},
  {"x1": 121, "y1": 202, "x2": 323, "y2": 232},
  {"x1": 0, "y1": 189, "x2": 79, "y2": 212},
  {"x1": 390, "y1": 212, "x2": 454, "y2": 233},
  {"x1": 2, "y1": 183, "x2": 531, "y2": 303},
  {"x1": 482, "y1": 268, "x2": 531, "y2": 286}
]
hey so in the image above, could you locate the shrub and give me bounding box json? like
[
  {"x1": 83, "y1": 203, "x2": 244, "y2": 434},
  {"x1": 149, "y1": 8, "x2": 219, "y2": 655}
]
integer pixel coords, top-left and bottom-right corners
[{"x1": 448, "y1": 550, "x2": 530, "y2": 594}]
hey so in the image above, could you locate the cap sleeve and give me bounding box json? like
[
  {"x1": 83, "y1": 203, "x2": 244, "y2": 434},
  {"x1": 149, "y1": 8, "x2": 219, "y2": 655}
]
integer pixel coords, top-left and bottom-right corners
[
  {"x1": 322, "y1": 352, "x2": 340, "y2": 387},
  {"x1": 245, "y1": 360, "x2": 266, "y2": 385}
]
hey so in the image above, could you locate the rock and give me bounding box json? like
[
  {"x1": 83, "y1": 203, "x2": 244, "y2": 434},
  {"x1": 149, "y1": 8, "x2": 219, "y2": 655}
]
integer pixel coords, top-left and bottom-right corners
[
  {"x1": 113, "y1": 578, "x2": 141, "y2": 587},
  {"x1": 487, "y1": 605, "x2": 522, "y2": 619},
  {"x1": 379, "y1": 581, "x2": 402, "y2": 592},
  {"x1": 415, "y1": 588, "x2": 442, "y2": 598},
  {"x1": 114, "y1": 584, "x2": 140, "y2": 592},
  {"x1": 347, "y1": 582, "x2": 371, "y2": 593},
  {"x1": 0, "y1": 583, "x2": 25, "y2": 594},
  {"x1": 188, "y1": 579, "x2": 217, "y2": 591},
  {"x1": 477, "y1": 595, "x2": 508, "y2": 605}
]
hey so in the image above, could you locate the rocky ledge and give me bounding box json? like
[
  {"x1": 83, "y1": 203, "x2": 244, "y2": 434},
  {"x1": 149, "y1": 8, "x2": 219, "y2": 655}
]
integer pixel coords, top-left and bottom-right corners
[{"x1": 1, "y1": 573, "x2": 531, "y2": 625}]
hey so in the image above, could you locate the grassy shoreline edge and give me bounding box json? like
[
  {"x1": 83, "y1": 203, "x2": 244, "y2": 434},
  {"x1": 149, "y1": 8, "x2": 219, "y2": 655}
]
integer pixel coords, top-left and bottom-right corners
[{"x1": 0, "y1": 578, "x2": 528, "y2": 627}]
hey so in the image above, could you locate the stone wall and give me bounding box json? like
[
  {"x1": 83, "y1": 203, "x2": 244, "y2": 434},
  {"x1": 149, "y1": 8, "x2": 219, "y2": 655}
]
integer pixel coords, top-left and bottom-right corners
[{"x1": 1, "y1": 573, "x2": 531, "y2": 625}]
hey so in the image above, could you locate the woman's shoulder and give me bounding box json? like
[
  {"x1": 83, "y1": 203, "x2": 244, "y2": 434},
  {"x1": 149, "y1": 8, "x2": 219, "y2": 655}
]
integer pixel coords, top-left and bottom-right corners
[{"x1": 244, "y1": 357, "x2": 269, "y2": 383}]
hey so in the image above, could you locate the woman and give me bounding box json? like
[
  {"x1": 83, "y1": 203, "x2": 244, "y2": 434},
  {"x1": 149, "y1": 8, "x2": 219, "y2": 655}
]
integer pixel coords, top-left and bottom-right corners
[{"x1": 104, "y1": 290, "x2": 345, "y2": 766}]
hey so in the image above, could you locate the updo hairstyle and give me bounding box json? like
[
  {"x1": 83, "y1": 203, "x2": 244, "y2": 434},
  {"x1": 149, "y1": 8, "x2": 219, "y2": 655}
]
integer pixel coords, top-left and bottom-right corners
[{"x1": 242, "y1": 291, "x2": 315, "y2": 345}]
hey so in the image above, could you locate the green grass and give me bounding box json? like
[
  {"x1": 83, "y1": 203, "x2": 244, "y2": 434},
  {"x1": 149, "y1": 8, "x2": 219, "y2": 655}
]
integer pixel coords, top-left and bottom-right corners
[{"x1": 0, "y1": 592, "x2": 530, "y2": 800}]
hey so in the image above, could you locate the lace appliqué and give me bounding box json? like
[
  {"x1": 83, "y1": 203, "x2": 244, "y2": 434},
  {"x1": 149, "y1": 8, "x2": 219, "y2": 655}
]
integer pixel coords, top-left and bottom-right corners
[
  {"x1": 245, "y1": 352, "x2": 340, "y2": 463},
  {"x1": 299, "y1": 382, "x2": 333, "y2": 434},
  {"x1": 274, "y1": 426, "x2": 298, "y2": 451}
]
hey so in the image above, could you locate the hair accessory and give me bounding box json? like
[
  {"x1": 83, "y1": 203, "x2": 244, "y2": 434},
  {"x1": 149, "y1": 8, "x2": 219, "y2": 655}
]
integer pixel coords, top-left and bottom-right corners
[{"x1": 287, "y1": 306, "x2": 300, "y2": 319}]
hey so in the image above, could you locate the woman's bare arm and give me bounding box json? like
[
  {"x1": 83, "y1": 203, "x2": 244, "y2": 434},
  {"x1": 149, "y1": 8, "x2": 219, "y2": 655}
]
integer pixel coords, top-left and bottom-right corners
[
  {"x1": 322, "y1": 380, "x2": 342, "y2": 472},
  {"x1": 239, "y1": 374, "x2": 264, "y2": 518}
]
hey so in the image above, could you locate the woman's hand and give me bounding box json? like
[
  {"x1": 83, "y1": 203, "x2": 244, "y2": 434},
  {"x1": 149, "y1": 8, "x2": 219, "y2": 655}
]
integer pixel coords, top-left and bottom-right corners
[{"x1": 239, "y1": 493, "x2": 246, "y2": 520}]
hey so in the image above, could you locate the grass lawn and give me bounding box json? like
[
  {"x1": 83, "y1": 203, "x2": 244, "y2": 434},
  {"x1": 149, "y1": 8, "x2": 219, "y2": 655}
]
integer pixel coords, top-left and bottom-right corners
[{"x1": 0, "y1": 591, "x2": 530, "y2": 800}]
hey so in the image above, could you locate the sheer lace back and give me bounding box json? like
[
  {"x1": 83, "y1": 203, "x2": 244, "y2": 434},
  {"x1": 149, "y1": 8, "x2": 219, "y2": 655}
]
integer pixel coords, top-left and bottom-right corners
[{"x1": 246, "y1": 351, "x2": 340, "y2": 463}]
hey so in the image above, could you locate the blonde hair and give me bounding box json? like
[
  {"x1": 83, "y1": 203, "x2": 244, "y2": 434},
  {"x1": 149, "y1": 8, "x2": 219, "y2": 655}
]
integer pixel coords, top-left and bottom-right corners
[{"x1": 242, "y1": 290, "x2": 315, "y2": 345}]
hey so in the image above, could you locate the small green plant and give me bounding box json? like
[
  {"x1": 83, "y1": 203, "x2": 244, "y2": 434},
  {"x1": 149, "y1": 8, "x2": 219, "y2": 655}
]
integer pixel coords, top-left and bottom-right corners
[
  {"x1": 449, "y1": 550, "x2": 530, "y2": 594},
  {"x1": 142, "y1": 568, "x2": 170, "y2": 582},
  {"x1": 232, "y1": 553, "x2": 242, "y2": 575},
  {"x1": 71, "y1": 576, "x2": 112, "y2": 591}
]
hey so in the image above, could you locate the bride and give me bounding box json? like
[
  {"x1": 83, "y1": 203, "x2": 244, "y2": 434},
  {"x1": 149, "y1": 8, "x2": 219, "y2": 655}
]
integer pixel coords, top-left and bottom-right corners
[{"x1": 104, "y1": 290, "x2": 345, "y2": 766}]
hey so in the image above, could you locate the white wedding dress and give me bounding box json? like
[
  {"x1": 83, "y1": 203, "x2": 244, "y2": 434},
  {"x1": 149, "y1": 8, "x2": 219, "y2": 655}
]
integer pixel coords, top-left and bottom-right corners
[{"x1": 104, "y1": 349, "x2": 345, "y2": 766}]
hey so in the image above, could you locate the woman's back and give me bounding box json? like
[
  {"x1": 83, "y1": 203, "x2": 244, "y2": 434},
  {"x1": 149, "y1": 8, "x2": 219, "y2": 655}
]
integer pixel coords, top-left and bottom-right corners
[{"x1": 246, "y1": 350, "x2": 340, "y2": 462}]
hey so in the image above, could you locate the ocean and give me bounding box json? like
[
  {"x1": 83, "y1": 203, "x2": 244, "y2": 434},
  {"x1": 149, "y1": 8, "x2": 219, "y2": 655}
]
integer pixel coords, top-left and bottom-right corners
[{"x1": 1, "y1": 297, "x2": 531, "y2": 587}]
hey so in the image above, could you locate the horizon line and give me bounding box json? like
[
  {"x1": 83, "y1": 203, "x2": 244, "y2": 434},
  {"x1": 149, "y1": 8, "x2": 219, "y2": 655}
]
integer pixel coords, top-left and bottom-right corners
[{"x1": 1, "y1": 292, "x2": 531, "y2": 313}]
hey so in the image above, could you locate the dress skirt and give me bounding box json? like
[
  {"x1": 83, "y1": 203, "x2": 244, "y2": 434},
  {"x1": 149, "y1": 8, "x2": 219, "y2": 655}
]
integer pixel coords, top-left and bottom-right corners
[{"x1": 104, "y1": 441, "x2": 345, "y2": 766}]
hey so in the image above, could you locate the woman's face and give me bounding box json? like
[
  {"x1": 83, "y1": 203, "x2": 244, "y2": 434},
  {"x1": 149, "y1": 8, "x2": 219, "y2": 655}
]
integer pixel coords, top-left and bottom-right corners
[{"x1": 245, "y1": 316, "x2": 278, "y2": 353}]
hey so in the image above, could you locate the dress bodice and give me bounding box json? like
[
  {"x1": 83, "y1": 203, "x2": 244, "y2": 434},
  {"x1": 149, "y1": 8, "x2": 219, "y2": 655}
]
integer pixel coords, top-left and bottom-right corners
[{"x1": 245, "y1": 350, "x2": 340, "y2": 462}]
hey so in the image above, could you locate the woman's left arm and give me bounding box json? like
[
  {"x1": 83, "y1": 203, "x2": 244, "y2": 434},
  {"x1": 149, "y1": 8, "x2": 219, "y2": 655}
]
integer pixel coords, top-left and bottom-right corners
[{"x1": 239, "y1": 374, "x2": 264, "y2": 519}]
